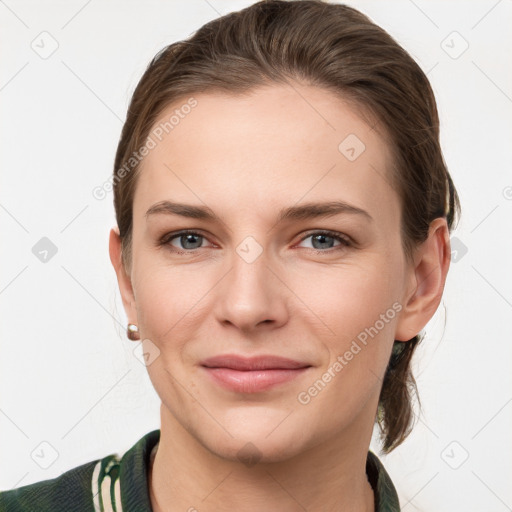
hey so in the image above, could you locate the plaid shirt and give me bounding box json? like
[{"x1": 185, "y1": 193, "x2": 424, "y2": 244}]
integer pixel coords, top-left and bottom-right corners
[{"x1": 0, "y1": 429, "x2": 400, "y2": 511}]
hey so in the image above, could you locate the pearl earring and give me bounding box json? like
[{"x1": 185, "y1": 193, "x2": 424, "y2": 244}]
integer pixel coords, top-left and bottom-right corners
[{"x1": 127, "y1": 323, "x2": 140, "y2": 341}]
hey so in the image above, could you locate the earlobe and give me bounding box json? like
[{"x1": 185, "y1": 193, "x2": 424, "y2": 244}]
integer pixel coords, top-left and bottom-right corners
[
  {"x1": 395, "y1": 218, "x2": 451, "y2": 342},
  {"x1": 109, "y1": 227, "x2": 138, "y2": 324}
]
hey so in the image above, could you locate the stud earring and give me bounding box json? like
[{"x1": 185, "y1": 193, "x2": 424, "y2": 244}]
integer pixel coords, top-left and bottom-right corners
[{"x1": 127, "y1": 323, "x2": 140, "y2": 341}]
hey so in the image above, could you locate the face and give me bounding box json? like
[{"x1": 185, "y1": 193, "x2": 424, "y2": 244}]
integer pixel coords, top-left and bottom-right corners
[{"x1": 118, "y1": 83, "x2": 416, "y2": 463}]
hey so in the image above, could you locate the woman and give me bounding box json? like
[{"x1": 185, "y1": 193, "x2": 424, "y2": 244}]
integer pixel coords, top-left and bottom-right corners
[{"x1": 0, "y1": 0, "x2": 460, "y2": 510}]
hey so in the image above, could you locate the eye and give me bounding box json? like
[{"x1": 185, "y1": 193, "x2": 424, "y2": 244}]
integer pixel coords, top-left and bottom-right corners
[
  {"x1": 297, "y1": 230, "x2": 351, "y2": 252},
  {"x1": 161, "y1": 230, "x2": 211, "y2": 252},
  {"x1": 159, "y1": 229, "x2": 352, "y2": 254}
]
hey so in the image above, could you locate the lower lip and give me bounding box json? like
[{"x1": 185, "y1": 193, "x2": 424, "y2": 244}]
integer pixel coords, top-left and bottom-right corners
[{"x1": 201, "y1": 367, "x2": 310, "y2": 393}]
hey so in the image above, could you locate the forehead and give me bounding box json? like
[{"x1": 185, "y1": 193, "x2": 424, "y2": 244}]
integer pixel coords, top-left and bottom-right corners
[{"x1": 133, "y1": 83, "x2": 399, "y2": 225}]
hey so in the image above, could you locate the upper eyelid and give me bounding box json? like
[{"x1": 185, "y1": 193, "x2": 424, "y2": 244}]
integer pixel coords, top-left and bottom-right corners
[
  {"x1": 163, "y1": 229, "x2": 214, "y2": 244},
  {"x1": 298, "y1": 230, "x2": 351, "y2": 244}
]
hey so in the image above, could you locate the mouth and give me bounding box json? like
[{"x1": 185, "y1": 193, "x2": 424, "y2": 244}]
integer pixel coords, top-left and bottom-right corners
[{"x1": 200, "y1": 354, "x2": 312, "y2": 393}]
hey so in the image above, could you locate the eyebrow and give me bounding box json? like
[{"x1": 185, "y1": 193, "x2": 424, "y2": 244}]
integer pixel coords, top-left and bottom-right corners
[{"x1": 145, "y1": 200, "x2": 373, "y2": 223}]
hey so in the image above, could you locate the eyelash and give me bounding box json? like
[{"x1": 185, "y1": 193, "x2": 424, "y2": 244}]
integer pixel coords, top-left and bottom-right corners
[{"x1": 159, "y1": 229, "x2": 352, "y2": 255}]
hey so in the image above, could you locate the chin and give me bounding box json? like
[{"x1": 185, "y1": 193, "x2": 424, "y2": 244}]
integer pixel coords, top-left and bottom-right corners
[
  {"x1": 208, "y1": 433, "x2": 306, "y2": 465},
  {"x1": 198, "y1": 413, "x2": 311, "y2": 465}
]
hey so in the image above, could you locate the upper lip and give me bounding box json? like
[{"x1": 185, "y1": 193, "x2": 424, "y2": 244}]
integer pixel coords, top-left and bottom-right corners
[{"x1": 201, "y1": 354, "x2": 311, "y2": 371}]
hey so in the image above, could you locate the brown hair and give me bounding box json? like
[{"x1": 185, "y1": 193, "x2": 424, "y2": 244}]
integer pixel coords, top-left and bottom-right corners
[{"x1": 112, "y1": 0, "x2": 460, "y2": 452}]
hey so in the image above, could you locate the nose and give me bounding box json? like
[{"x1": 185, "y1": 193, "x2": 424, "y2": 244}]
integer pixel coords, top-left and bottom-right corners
[{"x1": 214, "y1": 244, "x2": 289, "y2": 334}]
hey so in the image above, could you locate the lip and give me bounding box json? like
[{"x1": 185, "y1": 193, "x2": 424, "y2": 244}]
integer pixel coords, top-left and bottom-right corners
[
  {"x1": 200, "y1": 354, "x2": 312, "y2": 393},
  {"x1": 201, "y1": 354, "x2": 310, "y2": 371}
]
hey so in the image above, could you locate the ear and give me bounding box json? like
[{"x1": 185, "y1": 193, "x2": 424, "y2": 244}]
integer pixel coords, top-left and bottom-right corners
[
  {"x1": 395, "y1": 218, "x2": 451, "y2": 341},
  {"x1": 109, "y1": 227, "x2": 138, "y2": 325}
]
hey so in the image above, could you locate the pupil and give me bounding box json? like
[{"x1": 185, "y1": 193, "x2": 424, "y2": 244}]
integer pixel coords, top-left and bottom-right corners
[
  {"x1": 313, "y1": 234, "x2": 332, "y2": 250},
  {"x1": 182, "y1": 234, "x2": 201, "y2": 249}
]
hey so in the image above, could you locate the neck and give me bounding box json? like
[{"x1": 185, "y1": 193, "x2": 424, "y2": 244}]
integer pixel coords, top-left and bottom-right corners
[{"x1": 149, "y1": 405, "x2": 375, "y2": 512}]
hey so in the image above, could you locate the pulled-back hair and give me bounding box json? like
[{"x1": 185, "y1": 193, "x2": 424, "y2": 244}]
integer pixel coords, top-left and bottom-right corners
[{"x1": 112, "y1": 0, "x2": 460, "y2": 452}]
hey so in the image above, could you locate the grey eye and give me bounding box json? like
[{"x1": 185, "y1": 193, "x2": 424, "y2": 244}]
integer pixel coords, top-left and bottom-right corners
[{"x1": 170, "y1": 233, "x2": 205, "y2": 250}]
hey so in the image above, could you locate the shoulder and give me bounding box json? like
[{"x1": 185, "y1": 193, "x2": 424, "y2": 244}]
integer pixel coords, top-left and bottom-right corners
[
  {"x1": 366, "y1": 450, "x2": 401, "y2": 512},
  {"x1": 0, "y1": 455, "x2": 105, "y2": 512},
  {"x1": 0, "y1": 429, "x2": 160, "y2": 512}
]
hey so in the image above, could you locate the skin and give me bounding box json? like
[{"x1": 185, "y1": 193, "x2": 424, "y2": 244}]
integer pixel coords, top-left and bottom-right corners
[{"x1": 109, "y1": 82, "x2": 451, "y2": 512}]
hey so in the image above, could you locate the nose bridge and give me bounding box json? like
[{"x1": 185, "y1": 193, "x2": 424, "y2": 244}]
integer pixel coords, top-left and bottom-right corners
[
  {"x1": 230, "y1": 236, "x2": 272, "y2": 307},
  {"x1": 216, "y1": 235, "x2": 286, "y2": 330}
]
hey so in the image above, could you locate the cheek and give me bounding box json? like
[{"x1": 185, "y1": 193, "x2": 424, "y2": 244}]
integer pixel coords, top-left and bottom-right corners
[
  {"x1": 293, "y1": 267, "x2": 400, "y2": 431},
  {"x1": 294, "y1": 256, "x2": 400, "y2": 336},
  {"x1": 131, "y1": 257, "x2": 214, "y2": 351},
  {"x1": 293, "y1": 256, "x2": 402, "y2": 389},
  {"x1": 131, "y1": 262, "x2": 212, "y2": 407}
]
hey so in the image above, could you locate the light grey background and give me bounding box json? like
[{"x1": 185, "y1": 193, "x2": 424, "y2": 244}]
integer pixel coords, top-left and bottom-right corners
[{"x1": 1, "y1": 0, "x2": 511, "y2": 510}]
